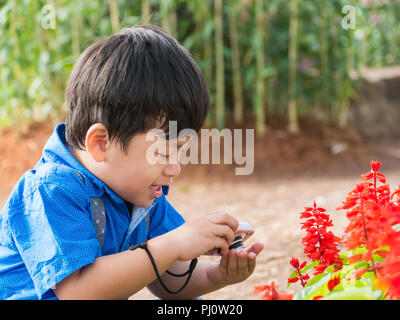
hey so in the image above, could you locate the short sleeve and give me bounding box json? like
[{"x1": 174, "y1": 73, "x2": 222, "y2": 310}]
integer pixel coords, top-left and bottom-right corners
[
  {"x1": 8, "y1": 170, "x2": 101, "y2": 299},
  {"x1": 147, "y1": 194, "x2": 185, "y2": 239}
]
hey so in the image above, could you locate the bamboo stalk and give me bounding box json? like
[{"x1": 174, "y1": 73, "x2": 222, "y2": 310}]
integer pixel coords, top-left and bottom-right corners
[
  {"x1": 228, "y1": 0, "x2": 244, "y2": 124},
  {"x1": 71, "y1": 3, "x2": 81, "y2": 61},
  {"x1": 359, "y1": 32, "x2": 367, "y2": 70},
  {"x1": 338, "y1": 100, "x2": 349, "y2": 129},
  {"x1": 332, "y1": 13, "x2": 344, "y2": 128},
  {"x1": 10, "y1": 0, "x2": 20, "y2": 57},
  {"x1": 214, "y1": 0, "x2": 225, "y2": 129},
  {"x1": 109, "y1": 0, "x2": 120, "y2": 34},
  {"x1": 318, "y1": 4, "x2": 329, "y2": 121},
  {"x1": 160, "y1": 1, "x2": 170, "y2": 33},
  {"x1": 141, "y1": 0, "x2": 151, "y2": 23},
  {"x1": 255, "y1": 0, "x2": 267, "y2": 137},
  {"x1": 194, "y1": 0, "x2": 213, "y2": 85},
  {"x1": 265, "y1": 7, "x2": 275, "y2": 117},
  {"x1": 339, "y1": 36, "x2": 354, "y2": 129},
  {"x1": 169, "y1": 1, "x2": 177, "y2": 39},
  {"x1": 288, "y1": 0, "x2": 300, "y2": 134},
  {"x1": 10, "y1": 0, "x2": 23, "y2": 135},
  {"x1": 160, "y1": 0, "x2": 177, "y2": 38},
  {"x1": 198, "y1": 0, "x2": 214, "y2": 127}
]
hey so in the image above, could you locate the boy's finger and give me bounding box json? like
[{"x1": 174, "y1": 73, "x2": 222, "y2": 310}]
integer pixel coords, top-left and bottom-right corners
[
  {"x1": 246, "y1": 242, "x2": 264, "y2": 256},
  {"x1": 247, "y1": 251, "x2": 257, "y2": 273},
  {"x1": 212, "y1": 224, "x2": 235, "y2": 245},
  {"x1": 237, "y1": 250, "x2": 248, "y2": 274},
  {"x1": 227, "y1": 249, "x2": 238, "y2": 276},
  {"x1": 210, "y1": 213, "x2": 239, "y2": 232},
  {"x1": 215, "y1": 237, "x2": 230, "y2": 256},
  {"x1": 219, "y1": 252, "x2": 229, "y2": 275}
]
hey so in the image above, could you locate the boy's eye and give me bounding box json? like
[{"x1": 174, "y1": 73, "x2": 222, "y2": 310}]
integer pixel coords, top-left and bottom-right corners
[{"x1": 157, "y1": 153, "x2": 169, "y2": 158}]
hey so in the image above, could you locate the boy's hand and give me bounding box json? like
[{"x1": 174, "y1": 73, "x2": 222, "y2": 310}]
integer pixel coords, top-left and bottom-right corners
[
  {"x1": 206, "y1": 243, "x2": 264, "y2": 287},
  {"x1": 167, "y1": 212, "x2": 239, "y2": 261}
]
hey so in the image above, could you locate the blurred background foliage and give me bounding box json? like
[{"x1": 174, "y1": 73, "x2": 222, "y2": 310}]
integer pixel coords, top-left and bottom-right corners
[{"x1": 0, "y1": 0, "x2": 399, "y2": 135}]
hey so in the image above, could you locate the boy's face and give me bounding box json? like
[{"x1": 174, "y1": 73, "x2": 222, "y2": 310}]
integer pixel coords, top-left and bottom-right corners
[{"x1": 76, "y1": 124, "x2": 186, "y2": 207}]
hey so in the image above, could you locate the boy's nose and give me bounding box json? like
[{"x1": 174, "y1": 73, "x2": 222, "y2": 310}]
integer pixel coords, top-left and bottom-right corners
[{"x1": 164, "y1": 162, "x2": 181, "y2": 178}]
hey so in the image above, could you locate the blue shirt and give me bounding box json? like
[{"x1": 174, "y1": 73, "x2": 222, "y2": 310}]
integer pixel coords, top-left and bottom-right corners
[{"x1": 0, "y1": 123, "x2": 185, "y2": 300}]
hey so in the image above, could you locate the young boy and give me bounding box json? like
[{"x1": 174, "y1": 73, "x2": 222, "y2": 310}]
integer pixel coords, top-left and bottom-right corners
[{"x1": 0, "y1": 24, "x2": 263, "y2": 300}]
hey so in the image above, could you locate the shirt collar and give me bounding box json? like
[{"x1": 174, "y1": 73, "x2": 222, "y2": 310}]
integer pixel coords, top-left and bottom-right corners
[
  {"x1": 42, "y1": 122, "x2": 169, "y2": 204},
  {"x1": 42, "y1": 123, "x2": 124, "y2": 203}
]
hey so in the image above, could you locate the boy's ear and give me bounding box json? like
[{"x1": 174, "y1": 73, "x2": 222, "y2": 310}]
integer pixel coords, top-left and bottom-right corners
[{"x1": 85, "y1": 123, "x2": 110, "y2": 162}]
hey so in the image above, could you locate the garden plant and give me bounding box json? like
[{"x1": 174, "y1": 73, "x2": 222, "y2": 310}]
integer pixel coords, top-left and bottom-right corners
[{"x1": 254, "y1": 160, "x2": 400, "y2": 300}]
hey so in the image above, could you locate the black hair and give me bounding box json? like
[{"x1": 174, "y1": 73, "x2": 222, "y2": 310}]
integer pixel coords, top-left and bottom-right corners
[{"x1": 65, "y1": 24, "x2": 210, "y2": 153}]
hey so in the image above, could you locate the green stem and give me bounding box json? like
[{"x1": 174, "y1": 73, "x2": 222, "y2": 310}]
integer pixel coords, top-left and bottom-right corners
[
  {"x1": 288, "y1": 0, "x2": 299, "y2": 134},
  {"x1": 109, "y1": 0, "x2": 120, "y2": 33},
  {"x1": 255, "y1": 0, "x2": 267, "y2": 136},
  {"x1": 228, "y1": 1, "x2": 244, "y2": 124},
  {"x1": 141, "y1": 0, "x2": 151, "y2": 23},
  {"x1": 214, "y1": 0, "x2": 225, "y2": 129},
  {"x1": 360, "y1": 193, "x2": 377, "y2": 276}
]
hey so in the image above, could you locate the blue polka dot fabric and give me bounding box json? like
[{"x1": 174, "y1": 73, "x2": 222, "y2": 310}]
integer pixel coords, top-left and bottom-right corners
[{"x1": 0, "y1": 123, "x2": 185, "y2": 299}]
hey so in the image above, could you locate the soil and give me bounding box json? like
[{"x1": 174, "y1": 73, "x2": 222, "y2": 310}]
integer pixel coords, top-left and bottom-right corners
[{"x1": 1, "y1": 119, "x2": 400, "y2": 300}]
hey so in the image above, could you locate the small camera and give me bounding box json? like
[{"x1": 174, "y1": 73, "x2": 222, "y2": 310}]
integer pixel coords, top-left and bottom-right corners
[
  {"x1": 229, "y1": 221, "x2": 255, "y2": 251},
  {"x1": 229, "y1": 235, "x2": 246, "y2": 251},
  {"x1": 208, "y1": 220, "x2": 255, "y2": 256}
]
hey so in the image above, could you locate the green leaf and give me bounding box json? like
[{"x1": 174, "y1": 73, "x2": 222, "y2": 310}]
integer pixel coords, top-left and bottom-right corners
[
  {"x1": 287, "y1": 260, "x2": 318, "y2": 288},
  {"x1": 349, "y1": 246, "x2": 368, "y2": 256},
  {"x1": 322, "y1": 287, "x2": 383, "y2": 300},
  {"x1": 293, "y1": 273, "x2": 332, "y2": 300},
  {"x1": 392, "y1": 224, "x2": 400, "y2": 231},
  {"x1": 261, "y1": 66, "x2": 277, "y2": 79},
  {"x1": 302, "y1": 261, "x2": 318, "y2": 271}
]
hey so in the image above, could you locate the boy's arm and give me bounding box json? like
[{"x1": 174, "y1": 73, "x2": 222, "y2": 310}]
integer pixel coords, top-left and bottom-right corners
[
  {"x1": 147, "y1": 243, "x2": 264, "y2": 299},
  {"x1": 53, "y1": 212, "x2": 237, "y2": 300},
  {"x1": 53, "y1": 233, "x2": 178, "y2": 299},
  {"x1": 147, "y1": 260, "x2": 225, "y2": 299}
]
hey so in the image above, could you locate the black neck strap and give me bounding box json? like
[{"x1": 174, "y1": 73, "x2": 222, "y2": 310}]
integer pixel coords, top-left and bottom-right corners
[{"x1": 129, "y1": 241, "x2": 198, "y2": 295}]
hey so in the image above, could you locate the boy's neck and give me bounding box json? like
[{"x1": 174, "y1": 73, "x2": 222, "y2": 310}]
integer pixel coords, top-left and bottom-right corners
[
  {"x1": 69, "y1": 147, "x2": 105, "y2": 184},
  {"x1": 70, "y1": 147, "x2": 134, "y2": 215},
  {"x1": 69, "y1": 147, "x2": 91, "y2": 172}
]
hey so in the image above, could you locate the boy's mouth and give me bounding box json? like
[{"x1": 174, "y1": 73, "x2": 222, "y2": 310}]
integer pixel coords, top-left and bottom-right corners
[{"x1": 149, "y1": 184, "x2": 163, "y2": 198}]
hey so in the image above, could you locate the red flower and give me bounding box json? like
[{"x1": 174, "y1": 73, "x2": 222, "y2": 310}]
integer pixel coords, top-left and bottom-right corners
[
  {"x1": 376, "y1": 228, "x2": 400, "y2": 299},
  {"x1": 290, "y1": 257, "x2": 299, "y2": 269},
  {"x1": 256, "y1": 160, "x2": 400, "y2": 301},
  {"x1": 288, "y1": 257, "x2": 309, "y2": 287},
  {"x1": 370, "y1": 160, "x2": 381, "y2": 172},
  {"x1": 391, "y1": 185, "x2": 400, "y2": 203},
  {"x1": 253, "y1": 284, "x2": 270, "y2": 295},
  {"x1": 361, "y1": 161, "x2": 386, "y2": 184},
  {"x1": 253, "y1": 282, "x2": 293, "y2": 300},
  {"x1": 339, "y1": 160, "x2": 400, "y2": 299},
  {"x1": 300, "y1": 202, "x2": 342, "y2": 274},
  {"x1": 327, "y1": 275, "x2": 341, "y2": 291},
  {"x1": 288, "y1": 276, "x2": 299, "y2": 283},
  {"x1": 338, "y1": 161, "x2": 400, "y2": 281}
]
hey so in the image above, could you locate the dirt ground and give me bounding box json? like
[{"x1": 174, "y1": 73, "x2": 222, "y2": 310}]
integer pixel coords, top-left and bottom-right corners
[{"x1": 1, "y1": 120, "x2": 400, "y2": 299}]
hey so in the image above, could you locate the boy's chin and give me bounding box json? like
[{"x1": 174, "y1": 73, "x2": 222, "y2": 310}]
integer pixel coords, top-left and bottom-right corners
[{"x1": 135, "y1": 196, "x2": 154, "y2": 208}]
